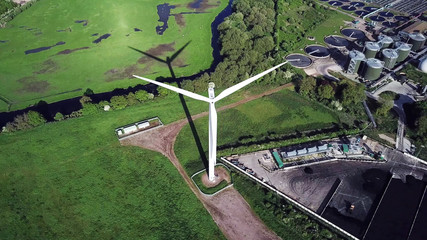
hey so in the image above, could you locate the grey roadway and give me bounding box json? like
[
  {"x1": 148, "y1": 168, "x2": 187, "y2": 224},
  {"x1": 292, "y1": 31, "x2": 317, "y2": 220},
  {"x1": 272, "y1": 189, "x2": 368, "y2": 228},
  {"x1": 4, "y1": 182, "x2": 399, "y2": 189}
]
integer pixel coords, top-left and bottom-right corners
[{"x1": 367, "y1": 81, "x2": 419, "y2": 152}]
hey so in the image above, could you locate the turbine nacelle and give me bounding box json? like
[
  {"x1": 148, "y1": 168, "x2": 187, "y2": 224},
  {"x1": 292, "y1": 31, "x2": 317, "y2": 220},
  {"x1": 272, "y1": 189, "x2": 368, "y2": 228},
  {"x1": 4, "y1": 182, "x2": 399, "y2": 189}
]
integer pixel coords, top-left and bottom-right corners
[{"x1": 133, "y1": 61, "x2": 289, "y2": 181}]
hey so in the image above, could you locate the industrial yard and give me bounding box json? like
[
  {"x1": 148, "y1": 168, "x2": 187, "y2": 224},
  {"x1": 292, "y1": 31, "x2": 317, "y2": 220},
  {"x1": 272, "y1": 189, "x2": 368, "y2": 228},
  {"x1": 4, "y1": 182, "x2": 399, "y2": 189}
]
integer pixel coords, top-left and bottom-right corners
[{"x1": 223, "y1": 137, "x2": 427, "y2": 239}]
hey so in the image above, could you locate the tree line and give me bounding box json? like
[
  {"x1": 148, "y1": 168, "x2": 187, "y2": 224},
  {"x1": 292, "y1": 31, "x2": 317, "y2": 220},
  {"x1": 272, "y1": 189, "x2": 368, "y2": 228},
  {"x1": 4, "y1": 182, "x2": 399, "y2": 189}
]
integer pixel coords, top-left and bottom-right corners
[
  {"x1": 1, "y1": 88, "x2": 170, "y2": 132},
  {"x1": 182, "y1": 0, "x2": 300, "y2": 93}
]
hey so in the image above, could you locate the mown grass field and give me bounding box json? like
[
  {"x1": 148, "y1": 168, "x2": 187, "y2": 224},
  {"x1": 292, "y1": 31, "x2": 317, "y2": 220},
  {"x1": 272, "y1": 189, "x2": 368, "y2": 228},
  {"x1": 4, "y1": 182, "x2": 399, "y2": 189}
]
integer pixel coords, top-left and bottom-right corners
[
  {"x1": 0, "y1": 93, "x2": 228, "y2": 239},
  {"x1": 175, "y1": 89, "x2": 339, "y2": 175},
  {"x1": 0, "y1": 0, "x2": 227, "y2": 111}
]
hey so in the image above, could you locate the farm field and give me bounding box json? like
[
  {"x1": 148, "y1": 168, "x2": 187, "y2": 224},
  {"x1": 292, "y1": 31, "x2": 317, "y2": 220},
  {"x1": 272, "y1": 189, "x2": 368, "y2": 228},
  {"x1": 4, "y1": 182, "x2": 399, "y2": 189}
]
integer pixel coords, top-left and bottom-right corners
[
  {"x1": 175, "y1": 89, "x2": 339, "y2": 175},
  {"x1": 0, "y1": 93, "x2": 227, "y2": 239},
  {"x1": 0, "y1": 0, "x2": 227, "y2": 111}
]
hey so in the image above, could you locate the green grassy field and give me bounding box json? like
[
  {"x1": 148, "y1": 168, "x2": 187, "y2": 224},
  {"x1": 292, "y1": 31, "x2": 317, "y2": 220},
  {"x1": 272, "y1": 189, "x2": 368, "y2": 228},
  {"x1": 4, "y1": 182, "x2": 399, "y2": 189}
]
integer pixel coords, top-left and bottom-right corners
[
  {"x1": 175, "y1": 89, "x2": 339, "y2": 175},
  {"x1": 0, "y1": 93, "x2": 229, "y2": 239},
  {"x1": 0, "y1": 0, "x2": 227, "y2": 111},
  {"x1": 276, "y1": 0, "x2": 352, "y2": 55}
]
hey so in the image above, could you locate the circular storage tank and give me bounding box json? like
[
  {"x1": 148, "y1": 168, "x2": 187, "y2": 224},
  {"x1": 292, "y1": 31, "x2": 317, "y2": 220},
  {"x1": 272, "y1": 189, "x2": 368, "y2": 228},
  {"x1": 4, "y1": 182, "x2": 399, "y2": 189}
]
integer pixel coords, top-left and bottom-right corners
[
  {"x1": 355, "y1": 10, "x2": 369, "y2": 17},
  {"x1": 408, "y1": 32, "x2": 426, "y2": 51},
  {"x1": 364, "y1": 58, "x2": 384, "y2": 81},
  {"x1": 341, "y1": 5, "x2": 356, "y2": 11},
  {"x1": 346, "y1": 50, "x2": 365, "y2": 74},
  {"x1": 395, "y1": 41, "x2": 413, "y2": 63},
  {"x1": 305, "y1": 45, "x2": 330, "y2": 58},
  {"x1": 378, "y1": 35, "x2": 393, "y2": 49},
  {"x1": 329, "y1": 1, "x2": 343, "y2": 6},
  {"x1": 394, "y1": 16, "x2": 409, "y2": 22},
  {"x1": 370, "y1": 15, "x2": 385, "y2": 22},
  {"x1": 324, "y1": 35, "x2": 349, "y2": 48},
  {"x1": 285, "y1": 54, "x2": 313, "y2": 69},
  {"x1": 418, "y1": 57, "x2": 427, "y2": 73},
  {"x1": 382, "y1": 21, "x2": 398, "y2": 28},
  {"x1": 364, "y1": 42, "x2": 381, "y2": 58},
  {"x1": 350, "y1": 2, "x2": 365, "y2": 7},
  {"x1": 381, "y1": 49, "x2": 398, "y2": 69},
  {"x1": 379, "y1": 11, "x2": 394, "y2": 18},
  {"x1": 341, "y1": 28, "x2": 366, "y2": 41}
]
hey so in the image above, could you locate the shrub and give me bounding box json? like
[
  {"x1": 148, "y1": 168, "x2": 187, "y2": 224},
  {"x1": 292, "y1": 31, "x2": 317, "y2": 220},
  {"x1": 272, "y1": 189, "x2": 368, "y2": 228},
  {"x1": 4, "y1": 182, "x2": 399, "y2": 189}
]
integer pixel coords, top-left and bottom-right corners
[
  {"x1": 81, "y1": 102, "x2": 100, "y2": 116},
  {"x1": 27, "y1": 111, "x2": 46, "y2": 127},
  {"x1": 126, "y1": 92, "x2": 139, "y2": 106},
  {"x1": 54, "y1": 112, "x2": 64, "y2": 121},
  {"x1": 135, "y1": 90, "x2": 151, "y2": 102},
  {"x1": 110, "y1": 95, "x2": 128, "y2": 110}
]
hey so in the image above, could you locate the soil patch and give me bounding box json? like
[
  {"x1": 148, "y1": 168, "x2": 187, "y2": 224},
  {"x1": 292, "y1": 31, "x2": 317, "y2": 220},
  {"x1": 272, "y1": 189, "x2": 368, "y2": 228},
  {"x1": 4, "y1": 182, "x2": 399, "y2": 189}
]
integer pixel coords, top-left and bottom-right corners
[
  {"x1": 33, "y1": 59, "x2": 59, "y2": 74},
  {"x1": 171, "y1": 57, "x2": 187, "y2": 68},
  {"x1": 187, "y1": 0, "x2": 219, "y2": 11},
  {"x1": 201, "y1": 166, "x2": 230, "y2": 188},
  {"x1": 56, "y1": 47, "x2": 89, "y2": 55},
  {"x1": 173, "y1": 14, "x2": 186, "y2": 27},
  {"x1": 17, "y1": 76, "x2": 50, "y2": 93},
  {"x1": 105, "y1": 63, "x2": 156, "y2": 82},
  {"x1": 93, "y1": 34, "x2": 111, "y2": 44},
  {"x1": 137, "y1": 42, "x2": 175, "y2": 64}
]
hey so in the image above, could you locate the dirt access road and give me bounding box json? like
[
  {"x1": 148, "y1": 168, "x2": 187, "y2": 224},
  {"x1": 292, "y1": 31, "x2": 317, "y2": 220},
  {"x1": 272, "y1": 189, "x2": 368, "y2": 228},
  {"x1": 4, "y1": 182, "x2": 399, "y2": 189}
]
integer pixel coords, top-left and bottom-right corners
[{"x1": 121, "y1": 84, "x2": 292, "y2": 240}]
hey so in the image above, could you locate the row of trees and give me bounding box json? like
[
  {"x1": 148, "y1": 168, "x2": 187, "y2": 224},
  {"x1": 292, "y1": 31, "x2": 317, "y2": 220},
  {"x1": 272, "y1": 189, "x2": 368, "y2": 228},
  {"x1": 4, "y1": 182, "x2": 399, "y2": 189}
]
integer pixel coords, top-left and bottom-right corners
[
  {"x1": 2, "y1": 88, "x2": 162, "y2": 132},
  {"x1": 297, "y1": 77, "x2": 366, "y2": 107},
  {"x1": 0, "y1": 0, "x2": 36, "y2": 26},
  {"x1": 182, "y1": 0, "x2": 298, "y2": 93},
  {"x1": 0, "y1": 0, "x2": 17, "y2": 15}
]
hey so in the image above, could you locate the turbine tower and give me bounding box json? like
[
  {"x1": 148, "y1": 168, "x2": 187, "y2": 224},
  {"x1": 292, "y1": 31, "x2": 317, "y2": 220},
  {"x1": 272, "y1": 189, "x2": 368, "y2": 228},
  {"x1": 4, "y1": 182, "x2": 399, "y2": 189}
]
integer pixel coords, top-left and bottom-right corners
[{"x1": 133, "y1": 61, "x2": 289, "y2": 181}]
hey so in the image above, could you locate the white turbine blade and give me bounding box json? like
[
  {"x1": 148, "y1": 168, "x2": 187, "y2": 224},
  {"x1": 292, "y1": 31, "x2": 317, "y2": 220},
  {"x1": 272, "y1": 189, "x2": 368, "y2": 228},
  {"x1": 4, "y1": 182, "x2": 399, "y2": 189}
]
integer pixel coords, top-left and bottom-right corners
[
  {"x1": 214, "y1": 61, "x2": 287, "y2": 102},
  {"x1": 133, "y1": 75, "x2": 211, "y2": 103}
]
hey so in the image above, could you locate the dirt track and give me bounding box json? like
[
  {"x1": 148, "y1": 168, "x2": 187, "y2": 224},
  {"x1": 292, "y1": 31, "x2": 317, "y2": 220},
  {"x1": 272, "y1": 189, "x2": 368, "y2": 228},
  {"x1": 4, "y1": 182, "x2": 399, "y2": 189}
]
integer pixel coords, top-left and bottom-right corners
[{"x1": 120, "y1": 84, "x2": 292, "y2": 240}]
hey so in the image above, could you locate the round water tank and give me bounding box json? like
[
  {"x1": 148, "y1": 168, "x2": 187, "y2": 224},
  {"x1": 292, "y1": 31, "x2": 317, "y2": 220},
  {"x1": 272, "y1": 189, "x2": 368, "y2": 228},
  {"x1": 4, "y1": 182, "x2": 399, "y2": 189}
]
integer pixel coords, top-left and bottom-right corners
[
  {"x1": 364, "y1": 42, "x2": 381, "y2": 58},
  {"x1": 364, "y1": 58, "x2": 384, "y2": 81},
  {"x1": 381, "y1": 49, "x2": 398, "y2": 69},
  {"x1": 378, "y1": 35, "x2": 393, "y2": 49},
  {"x1": 408, "y1": 32, "x2": 426, "y2": 51},
  {"x1": 418, "y1": 57, "x2": 427, "y2": 73},
  {"x1": 346, "y1": 50, "x2": 365, "y2": 74},
  {"x1": 395, "y1": 41, "x2": 412, "y2": 63}
]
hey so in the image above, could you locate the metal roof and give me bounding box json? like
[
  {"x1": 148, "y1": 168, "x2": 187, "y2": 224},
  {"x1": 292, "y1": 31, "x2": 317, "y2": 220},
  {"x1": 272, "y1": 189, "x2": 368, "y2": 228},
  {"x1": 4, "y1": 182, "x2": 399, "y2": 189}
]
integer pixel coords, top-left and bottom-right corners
[
  {"x1": 382, "y1": 49, "x2": 398, "y2": 59},
  {"x1": 366, "y1": 58, "x2": 384, "y2": 68},
  {"x1": 395, "y1": 41, "x2": 412, "y2": 51},
  {"x1": 349, "y1": 50, "x2": 365, "y2": 60},
  {"x1": 365, "y1": 41, "x2": 381, "y2": 51},
  {"x1": 409, "y1": 32, "x2": 426, "y2": 42}
]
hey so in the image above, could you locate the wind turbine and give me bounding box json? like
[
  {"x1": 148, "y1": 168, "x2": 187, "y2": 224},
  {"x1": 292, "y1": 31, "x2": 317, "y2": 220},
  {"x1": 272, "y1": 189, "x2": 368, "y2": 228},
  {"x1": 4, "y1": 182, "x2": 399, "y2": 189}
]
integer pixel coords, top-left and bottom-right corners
[{"x1": 133, "y1": 61, "x2": 289, "y2": 181}]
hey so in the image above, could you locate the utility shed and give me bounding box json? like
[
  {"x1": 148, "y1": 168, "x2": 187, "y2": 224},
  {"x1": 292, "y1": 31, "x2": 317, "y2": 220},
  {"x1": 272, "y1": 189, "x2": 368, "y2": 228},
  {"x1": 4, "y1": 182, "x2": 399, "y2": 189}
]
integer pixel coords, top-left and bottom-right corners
[
  {"x1": 342, "y1": 144, "x2": 349, "y2": 153},
  {"x1": 297, "y1": 148, "x2": 308, "y2": 155},
  {"x1": 307, "y1": 146, "x2": 317, "y2": 153},
  {"x1": 272, "y1": 152, "x2": 284, "y2": 168},
  {"x1": 123, "y1": 125, "x2": 138, "y2": 134},
  {"x1": 286, "y1": 150, "x2": 297, "y2": 157},
  {"x1": 318, "y1": 144, "x2": 328, "y2": 151},
  {"x1": 137, "y1": 122, "x2": 150, "y2": 129}
]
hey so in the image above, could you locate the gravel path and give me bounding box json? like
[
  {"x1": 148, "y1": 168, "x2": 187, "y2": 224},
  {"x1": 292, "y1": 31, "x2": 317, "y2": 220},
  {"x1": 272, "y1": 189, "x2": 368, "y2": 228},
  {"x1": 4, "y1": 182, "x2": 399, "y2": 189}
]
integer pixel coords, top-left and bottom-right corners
[{"x1": 121, "y1": 84, "x2": 292, "y2": 240}]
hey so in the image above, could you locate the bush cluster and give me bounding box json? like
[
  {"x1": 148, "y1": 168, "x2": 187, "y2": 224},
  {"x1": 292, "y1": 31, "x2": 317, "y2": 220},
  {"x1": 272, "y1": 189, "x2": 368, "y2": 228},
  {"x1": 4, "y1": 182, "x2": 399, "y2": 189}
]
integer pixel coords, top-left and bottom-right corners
[
  {"x1": 182, "y1": 0, "x2": 298, "y2": 93},
  {"x1": 0, "y1": 0, "x2": 36, "y2": 26}
]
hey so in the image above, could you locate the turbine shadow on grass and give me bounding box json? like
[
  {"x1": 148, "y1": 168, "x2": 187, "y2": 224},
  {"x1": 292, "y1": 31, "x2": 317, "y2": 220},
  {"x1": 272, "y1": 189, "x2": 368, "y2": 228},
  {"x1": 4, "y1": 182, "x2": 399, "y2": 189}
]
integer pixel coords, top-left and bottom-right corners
[{"x1": 129, "y1": 42, "x2": 209, "y2": 171}]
